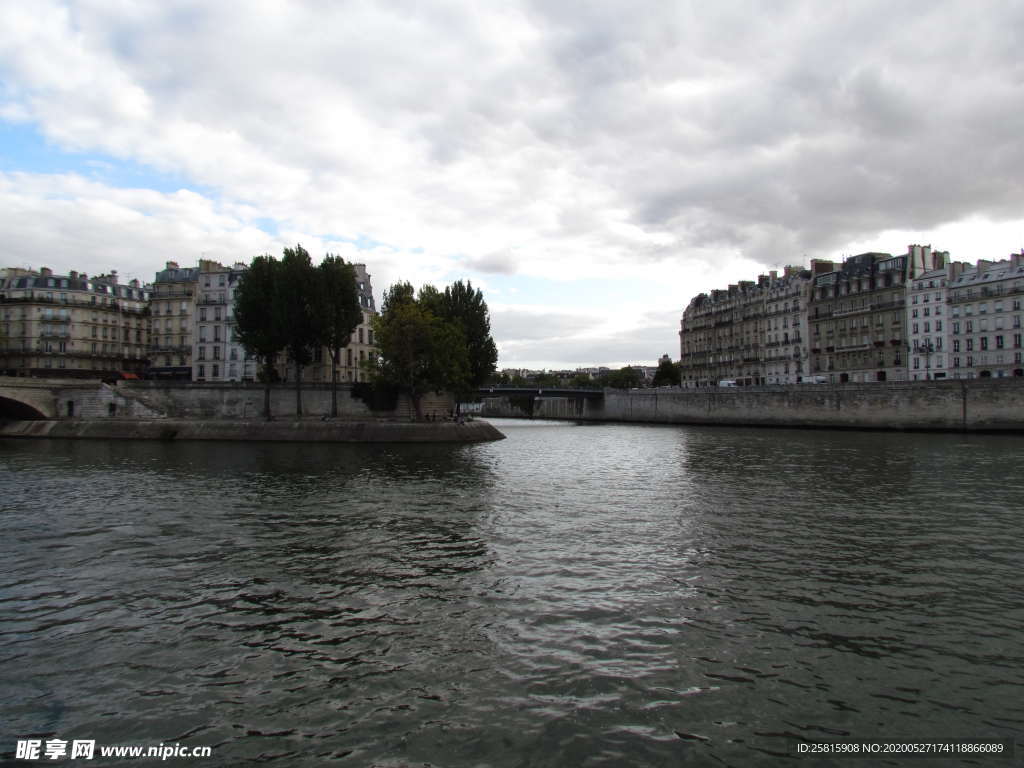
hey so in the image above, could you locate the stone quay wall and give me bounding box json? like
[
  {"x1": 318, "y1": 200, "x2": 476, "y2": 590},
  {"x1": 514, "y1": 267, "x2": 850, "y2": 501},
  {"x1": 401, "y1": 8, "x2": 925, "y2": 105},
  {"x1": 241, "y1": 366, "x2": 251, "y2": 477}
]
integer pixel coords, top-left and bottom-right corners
[
  {"x1": 0, "y1": 418, "x2": 504, "y2": 443},
  {"x1": 481, "y1": 379, "x2": 1024, "y2": 432},
  {"x1": 53, "y1": 382, "x2": 456, "y2": 421}
]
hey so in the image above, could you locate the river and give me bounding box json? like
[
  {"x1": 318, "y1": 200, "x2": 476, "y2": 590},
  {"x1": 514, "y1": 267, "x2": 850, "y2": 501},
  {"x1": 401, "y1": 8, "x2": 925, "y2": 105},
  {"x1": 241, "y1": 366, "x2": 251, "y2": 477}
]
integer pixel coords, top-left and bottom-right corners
[{"x1": 2, "y1": 420, "x2": 1022, "y2": 766}]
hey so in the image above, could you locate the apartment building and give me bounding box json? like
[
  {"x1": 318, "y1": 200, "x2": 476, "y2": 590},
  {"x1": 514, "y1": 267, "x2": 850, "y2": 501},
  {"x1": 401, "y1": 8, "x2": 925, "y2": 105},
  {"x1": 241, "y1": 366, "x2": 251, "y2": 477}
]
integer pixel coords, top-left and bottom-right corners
[
  {"x1": 905, "y1": 247, "x2": 966, "y2": 380},
  {"x1": 807, "y1": 252, "x2": 913, "y2": 383},
  {"x1": 679, "y1": 266, "x2": 818, "y2": 387},
  {"x1": 0, "y1": 267, "x2": 150, "y2": 378},
  {"x1": 761, "y1": 267, "x2": 814, "y2": 385},
  {"x1": 193, "y1": 260, "x2": 257, "y2": 382},
  {"x1": 149, "y1": 261, "x2": 198, "y2": 380},
  {"x1": 948, "y1": 252, "x2": 1024, "y2": 379}
]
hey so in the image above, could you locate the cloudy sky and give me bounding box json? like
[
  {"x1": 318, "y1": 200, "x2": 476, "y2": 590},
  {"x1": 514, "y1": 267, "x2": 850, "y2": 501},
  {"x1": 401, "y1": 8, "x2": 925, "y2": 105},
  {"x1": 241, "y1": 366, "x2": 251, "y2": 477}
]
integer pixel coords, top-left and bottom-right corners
[{"x1": 2, "y1": 1, "x2": 1023, "y2": 369}]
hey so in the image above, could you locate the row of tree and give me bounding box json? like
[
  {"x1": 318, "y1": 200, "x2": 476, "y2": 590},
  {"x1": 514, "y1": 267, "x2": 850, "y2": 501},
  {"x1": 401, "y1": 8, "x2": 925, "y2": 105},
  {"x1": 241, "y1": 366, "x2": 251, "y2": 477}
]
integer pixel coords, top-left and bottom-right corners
[
  {"x1": 487, "y1": 358, "x2": 681, "y2": 390},
  {"x1": 233, "y1": 245, "x2": 363, "y2": 418},
  {"x1": 233, "y1": 244, "x2": 498, "y2": 419}
]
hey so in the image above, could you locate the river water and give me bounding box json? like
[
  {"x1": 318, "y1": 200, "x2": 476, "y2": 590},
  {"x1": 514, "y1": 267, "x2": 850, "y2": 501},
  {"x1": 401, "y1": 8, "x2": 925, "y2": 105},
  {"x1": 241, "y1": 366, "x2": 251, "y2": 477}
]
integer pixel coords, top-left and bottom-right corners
[{"x1": 2, "y1": 420, "x2": 1022, "y2": 766}]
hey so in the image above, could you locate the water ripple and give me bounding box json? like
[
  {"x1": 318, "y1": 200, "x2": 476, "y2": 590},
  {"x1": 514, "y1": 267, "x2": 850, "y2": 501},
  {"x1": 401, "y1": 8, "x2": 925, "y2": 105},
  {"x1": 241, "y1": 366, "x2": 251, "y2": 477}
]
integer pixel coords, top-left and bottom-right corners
[{"x1": 1, "y1": 425, "x2": 1022, "y2": 765}]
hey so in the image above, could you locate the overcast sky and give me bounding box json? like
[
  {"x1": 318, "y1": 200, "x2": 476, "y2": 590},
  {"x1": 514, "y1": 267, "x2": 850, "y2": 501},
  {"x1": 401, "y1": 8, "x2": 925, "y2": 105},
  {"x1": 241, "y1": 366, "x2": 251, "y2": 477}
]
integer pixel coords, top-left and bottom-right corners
[{"x1": 2, "y1": 1, "x2": 1023, "y2": 369}]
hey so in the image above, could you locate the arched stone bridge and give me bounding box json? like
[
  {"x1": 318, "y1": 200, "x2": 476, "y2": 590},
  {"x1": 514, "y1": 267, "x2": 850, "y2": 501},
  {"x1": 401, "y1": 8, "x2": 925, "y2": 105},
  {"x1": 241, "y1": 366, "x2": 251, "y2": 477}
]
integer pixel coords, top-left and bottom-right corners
[{"x1": 0, "y1": 376, "x2": 105, "y2": 419}]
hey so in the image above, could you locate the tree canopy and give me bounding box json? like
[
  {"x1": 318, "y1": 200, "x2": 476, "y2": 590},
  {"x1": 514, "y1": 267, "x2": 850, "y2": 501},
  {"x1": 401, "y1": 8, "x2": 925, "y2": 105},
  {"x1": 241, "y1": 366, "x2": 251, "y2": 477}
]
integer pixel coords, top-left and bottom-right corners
[
  {"x1": 372, "y1": 280, "x2": 495, "y2": 417},
  {"x1": 233, "y1": 254, "x2": 286, "y2": 418},
  {"x1": 651, "y1": 358, "x2": 681, "y2": 387},
  {"x1": 315, "y1": 254, "x2": 362, "y2": 416},
  {"x1": 234, "y1": 245, "x2": 363, "y2": 418}
]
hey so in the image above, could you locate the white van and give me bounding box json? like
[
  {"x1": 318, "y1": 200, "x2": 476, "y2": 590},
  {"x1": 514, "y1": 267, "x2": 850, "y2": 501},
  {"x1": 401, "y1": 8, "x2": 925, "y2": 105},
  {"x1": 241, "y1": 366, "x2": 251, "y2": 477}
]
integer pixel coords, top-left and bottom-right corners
[{"x1": 718, "y1": 380, "x2": 738, "y2": 388}]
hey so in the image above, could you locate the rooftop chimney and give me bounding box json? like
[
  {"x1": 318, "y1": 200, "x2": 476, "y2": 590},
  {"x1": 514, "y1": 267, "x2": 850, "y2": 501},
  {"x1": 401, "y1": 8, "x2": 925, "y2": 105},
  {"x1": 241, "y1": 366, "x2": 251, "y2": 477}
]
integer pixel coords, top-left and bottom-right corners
[
  {"x1": 69, "y1": 270, "x2": 78, "y2": 280},
  {"x1": 40, "y1": 267, "x2": 52, "y2": 277},
  {"x1": 166, "y1": 261, "x2": 179, "y2": 270}
]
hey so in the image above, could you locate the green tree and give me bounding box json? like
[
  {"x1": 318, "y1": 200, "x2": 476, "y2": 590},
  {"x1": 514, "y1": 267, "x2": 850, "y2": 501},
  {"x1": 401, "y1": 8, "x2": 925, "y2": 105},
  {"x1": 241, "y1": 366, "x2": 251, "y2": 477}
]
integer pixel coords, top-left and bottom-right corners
[
  {"x1": 279, "y1": 244, "x2": 319, "y2": 416},
  {"x1": 315, "y1": 255, "x2": 362, "y2": 417},
  {"x1": 568, "y1": 373, "x2": 595, "y2": 389},
  {"x1": 415, "y1": 280, "x2": 497, "y2": 409},
  {"x1": 600, "y1": 366, "x2": 643, "y2": 389},
  {"x1": 233, "y1": 254, "x2": 286, "y2": 419},
  {"x1": 441, "y1": 280, "x2": 498, "y2": 393},
  {"x1": 652, "y1": 358, "x2": 681, "y2": 387},
  {"x1": 372, "y1": 282, "x2": 470, "y2": 419}
]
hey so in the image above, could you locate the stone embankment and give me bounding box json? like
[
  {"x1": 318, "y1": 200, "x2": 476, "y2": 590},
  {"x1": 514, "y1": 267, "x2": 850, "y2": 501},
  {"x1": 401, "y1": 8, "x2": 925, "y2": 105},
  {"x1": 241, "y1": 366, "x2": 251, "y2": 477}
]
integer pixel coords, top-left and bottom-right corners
[
  {"x1": 481, "y1": 379, "x2": 1024, "y2": 432},
  {"x1": 0, "y1": 418, "x2": 505, "y2": 443}
]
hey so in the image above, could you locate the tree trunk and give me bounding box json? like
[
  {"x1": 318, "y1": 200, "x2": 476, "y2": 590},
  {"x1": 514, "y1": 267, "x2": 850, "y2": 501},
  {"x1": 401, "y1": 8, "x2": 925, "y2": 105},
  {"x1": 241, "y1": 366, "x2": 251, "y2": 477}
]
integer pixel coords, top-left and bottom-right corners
[
  {"x1": 412, "y1": 391, "x2": 423, "y2": 421},
  {"x1": 262, "y1": 358, "x2": 272, "y2": 420},
  {"x1": 330, "y1": 346, "x2": 340, "y2": 417},
  {"x1": 295, "y1": 363, "x2": 303, "y2": 417}
]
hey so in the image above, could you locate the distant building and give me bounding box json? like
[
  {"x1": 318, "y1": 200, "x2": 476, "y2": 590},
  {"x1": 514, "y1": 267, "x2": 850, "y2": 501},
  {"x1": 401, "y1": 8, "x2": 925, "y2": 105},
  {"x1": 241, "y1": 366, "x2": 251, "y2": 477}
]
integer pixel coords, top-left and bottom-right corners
[
  {"x1": 906, "y1": 248, "x2": 966, "y2": 380},
  {"x1": 808, "y1": 252, "x2": 911, "y2": 383},
  {"x1": 193, "y1": 260, "x2": 256, "y2": 383},
  {"x1": 0, "y1": 266, "x2": 150, "y2": 379},
  {"x1": 679, "y1": 265, "x2": 818, "y2": 387},
  {"x1": 149, "y1": 261, "x2": 199, "y2": 380},
  {"x1": 947, "y1": 252, "x2": 1024, "y2": 379},
  {"x1": 680, "y1": 245, "x2": 959, "y2": 386}
]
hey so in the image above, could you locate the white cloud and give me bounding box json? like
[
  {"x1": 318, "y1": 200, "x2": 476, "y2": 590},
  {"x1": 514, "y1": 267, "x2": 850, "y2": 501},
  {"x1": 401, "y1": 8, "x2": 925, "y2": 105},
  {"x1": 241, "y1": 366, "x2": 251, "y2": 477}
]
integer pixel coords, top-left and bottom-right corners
[{"x1": 2, "y1": 1, "x2": 1024, "y2": 366}]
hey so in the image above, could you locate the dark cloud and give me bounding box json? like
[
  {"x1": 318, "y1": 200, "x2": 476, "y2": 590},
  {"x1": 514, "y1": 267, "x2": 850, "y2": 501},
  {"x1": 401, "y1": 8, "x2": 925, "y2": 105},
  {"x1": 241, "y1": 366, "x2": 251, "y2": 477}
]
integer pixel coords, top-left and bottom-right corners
[{"x1": 3, "y1": 1, "x2": 1024, "y2": 367}]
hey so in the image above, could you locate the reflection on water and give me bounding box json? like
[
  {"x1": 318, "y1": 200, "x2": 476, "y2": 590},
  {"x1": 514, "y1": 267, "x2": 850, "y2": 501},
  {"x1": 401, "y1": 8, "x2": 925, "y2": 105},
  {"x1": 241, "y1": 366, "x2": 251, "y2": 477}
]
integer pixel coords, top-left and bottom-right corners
[{"x1": 2, "y1": 422, "x2": 1023, "y2": 765}]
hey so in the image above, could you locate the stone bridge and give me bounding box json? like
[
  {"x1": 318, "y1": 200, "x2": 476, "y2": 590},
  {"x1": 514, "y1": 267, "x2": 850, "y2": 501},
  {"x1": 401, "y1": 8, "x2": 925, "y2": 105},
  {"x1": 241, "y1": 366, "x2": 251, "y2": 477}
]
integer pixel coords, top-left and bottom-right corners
[
  {"x1": 0, "y1": 376, "x2": 85, "y2": 418},
  {"x1": 0, "y1": 376, "x2": 165, "y2": 420}
]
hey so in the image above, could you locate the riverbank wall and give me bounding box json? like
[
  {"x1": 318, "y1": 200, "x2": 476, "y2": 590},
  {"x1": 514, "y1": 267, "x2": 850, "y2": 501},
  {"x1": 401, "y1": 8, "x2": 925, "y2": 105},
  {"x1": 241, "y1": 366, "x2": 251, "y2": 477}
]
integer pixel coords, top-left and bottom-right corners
[
  {"x1": 480, "y1": 379, "x2": 1024, "y2": 432},
  {"x1": 0, "y1": 418, "x2": 505, "y2": 443}
]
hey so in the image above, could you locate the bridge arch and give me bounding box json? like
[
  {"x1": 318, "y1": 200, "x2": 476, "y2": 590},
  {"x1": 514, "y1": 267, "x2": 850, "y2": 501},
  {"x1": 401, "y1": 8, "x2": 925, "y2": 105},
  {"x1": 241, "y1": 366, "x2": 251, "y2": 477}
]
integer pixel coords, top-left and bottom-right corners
[{"x1": 0, "y1": 395, "x2": 48, "y2": 420}]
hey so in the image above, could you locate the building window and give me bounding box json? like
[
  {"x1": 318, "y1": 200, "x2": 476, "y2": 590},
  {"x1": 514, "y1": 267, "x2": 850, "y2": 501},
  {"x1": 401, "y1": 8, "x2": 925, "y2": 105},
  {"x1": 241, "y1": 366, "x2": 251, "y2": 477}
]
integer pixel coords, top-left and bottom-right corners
[{"x1": 198, "y1": 364, "x2": 205, "y2": 378}]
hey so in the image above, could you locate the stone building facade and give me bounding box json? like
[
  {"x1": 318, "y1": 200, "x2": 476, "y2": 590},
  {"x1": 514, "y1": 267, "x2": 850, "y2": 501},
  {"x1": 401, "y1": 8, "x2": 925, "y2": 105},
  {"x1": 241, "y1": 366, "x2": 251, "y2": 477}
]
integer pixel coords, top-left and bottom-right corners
[
  {"x1": 149, "y1": 261, "x2": 199, "y2": 380},
  {"x1": 679, "y1": 245, "x2": 960, "y2": 386},
  {"x1": 679, "y1": 266, "x2": 821, "y2": 387},
  {"x1": 0, "y1": 267, "x2": 150, "y2": 379},
  {"x1": 948, "y1": 252, "x2": 1024, "y2": 379},
  {"x1": 807, "y1": 252, "x2": 913, "y2": 383},
  {"x1": 193, "y1": 260, "x2": 257, "y2": 382}
]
